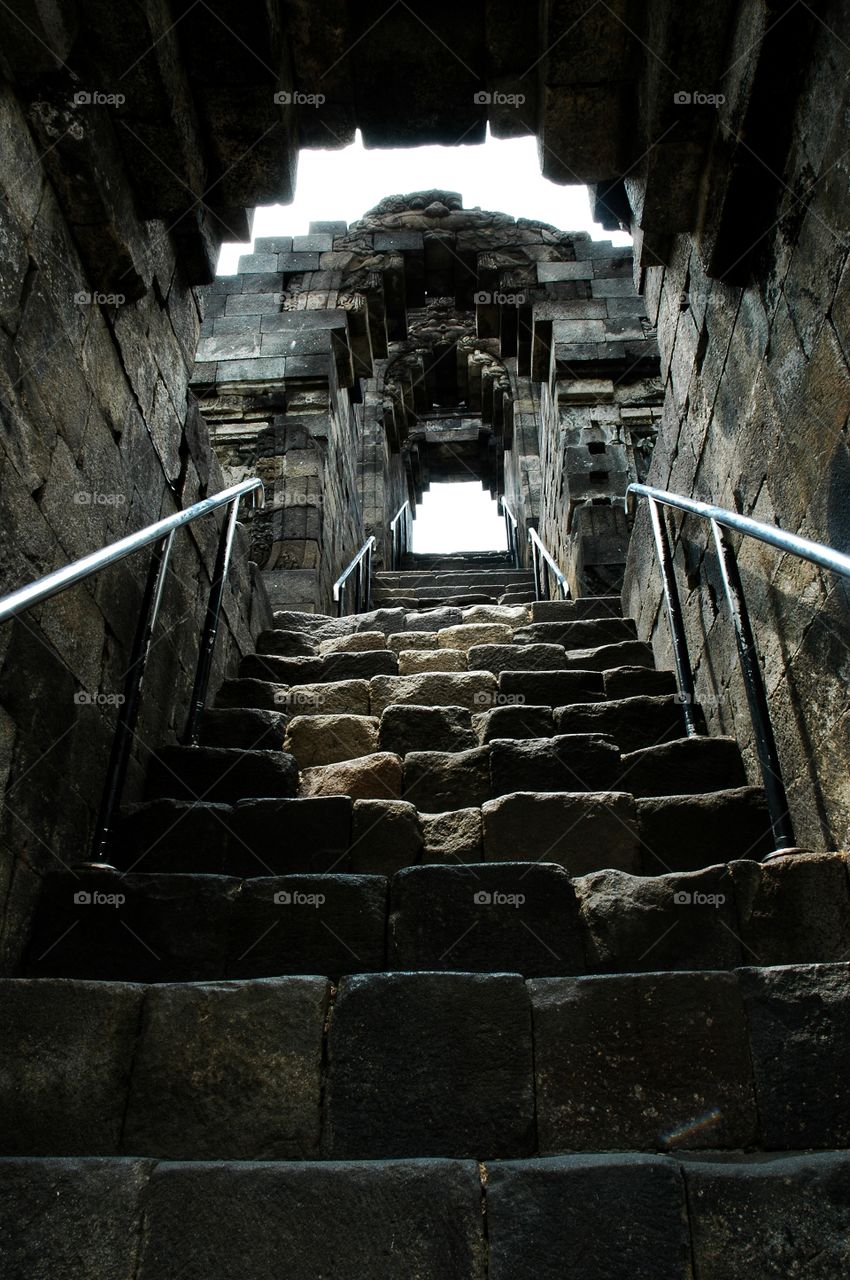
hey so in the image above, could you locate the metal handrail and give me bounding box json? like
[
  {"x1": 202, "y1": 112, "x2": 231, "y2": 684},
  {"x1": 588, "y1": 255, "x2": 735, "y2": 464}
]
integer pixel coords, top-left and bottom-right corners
[
  {"x1": 334, "y1": 536, "x2": 376, "y2": 616},
  {"x1": 627, "y1": 481, "x2": 848, "y2": 858},
  {"x1": 528, "y1": 527, "x2": 570, "y2": 601},
  {"x1": 389, "y1": 500, "x2": 412, "y2": 570},
  {"x1": 501, "y1": 498, "x2": 520, "y2": 568},
  {"x1": 0, "y1": 477, "x2": 264, "y2": 866}
]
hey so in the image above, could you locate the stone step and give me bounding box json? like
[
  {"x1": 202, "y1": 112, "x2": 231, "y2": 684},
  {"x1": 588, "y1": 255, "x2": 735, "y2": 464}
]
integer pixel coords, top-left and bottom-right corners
[
  {"x1": 561, "y1": 640, "x2": 655, "y2": 672},
  {"x1": 468, "y1": 643, "x2": 567, "y2": 673},
  {"x1": 374, "y1": 571, "x2": 536, "y2": 588},
  {"x1": 370, "y1": 672, "x2": 499, "y2": 716},
  {"x1": 553, "y1": 695, "x2": 691, "y2": 754},
  {"x1": 5, "y1": 962, "x2": 850, "y2": 1162},
  {"x1": 242, "y1": 650, "x2": 399, "y2": 685},
  {"x1": 530, "y1": 596, "x2": 623, "y2": 622},
  {"x1": 514, "y1": 618, "x2": 638, "y2": 649},
  {"x1": 603, "y1": 665, "x2": 677, "y2": 699},
  {"x1": 371, "y1": 591, "x2": 500, "y2": 607},
  {"x1": 402, "y1": 552, "x2": 514, "y2": 570},
  {"x1": 497, "y1": 670, "x2": 606, "y2": 705},
  {"x1": 3, "y1": 1152, "x2": 850, "y2": 1277},
  {"x1": 197, "y1": 707, "x2": 288, "y2": 751},
  {"x1": 145, "y1": 746, "x2": 299, "y2": 804},
  {"x1": 637, "y1": 786, "x2": 774, "y2": 872},
  {"x1": 621, "y1": 736, "x2": 748, "y2": 797}
]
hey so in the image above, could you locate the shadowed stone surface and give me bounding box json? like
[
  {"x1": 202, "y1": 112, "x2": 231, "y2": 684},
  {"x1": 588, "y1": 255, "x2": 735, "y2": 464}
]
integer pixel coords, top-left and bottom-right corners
[
  {"x1": 123, "y1": 978, "x2": 329, "y2": 1159},
  {"x1": 379, "y1": 704, "x2": 477, "y2": 755},
  {"x1": 227, "y1": 797, "x2": 353, "y2": 876},
  {"x1": 468, "y1": 644, "x2": 566, "y2": 674},
  {"x1": 404, "y1": 747, "x2": 491, "y2": 812},
  {"x1": 499, "y1": 670, "x2": 605, "y2": 705},
  {"x1": 321, "y1": 651, "x2": 398, "y2": 682},
  {"x1": 318, "y1": 631, "x2": 387, "y2": 655},
  {"x1": 421, "y1": 808, "x2": 484, "y2": 863},
  {"x1": 325, "y1": 972, "x2": 535, "y2": 1158},
  {"x1": 215, "y1": 678, "x2": 291, "y2": 711},
  {"x1": 554, "y1": 696, "x2": 686, "y2": 754},
  {"x1": 489, "y1": 734, "x2": 622, "y2": 796},
  {"x1": 114, "y1": 800, "x2": 232, "y2": 874},
  {"x1": 620, "y1": 737, "x2": 747, "y2": 797},
  {"x1": 145, "y1": 746, "x2": 299, "y2": 804},
  {"x1": 730, "y1": 853, "x2": 850, "y2": 965},
  {"x1": 483, "y1": 791, "x2": 640, "y2": 874},
  {"x1": 487, "y1": 1156, "x2": 689, "y2": 1280},
  {"x1": 477, "y1": 705, "x2": 555, "y2": 743},
  {"x1": 530, "y1": 972, "x2": 757, "y2": 1151},
  {"x1": 198, "y1": 708, "x2": 289, "y2": 750},
  {"x1": 603, "y1": 666, "x2": 677, "y2": 700},
  {"x1": 389, "y1": 863, "x2": 585, "y2": 976},
  {"x1": 350, "y1": 799, "x2": 423, "y2": 875},
  {"x1": 637, "y1": 788, "x2": 773, "y2": 872}
]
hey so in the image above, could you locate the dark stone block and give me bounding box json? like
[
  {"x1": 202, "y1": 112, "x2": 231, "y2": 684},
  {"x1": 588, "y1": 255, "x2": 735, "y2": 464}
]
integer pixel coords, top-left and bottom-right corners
[
  {"x1": 740, "y1": 962, "x2": 850, "y2": 1148},
  {"x1": 0, "y1": 1157, "x2": 152, "y2": 1279},
  {"x1": 320, "y1": 650, "x2": 399, "y2": 681},
  {"x1": 378, "y1": 704, "x2": 477, "y2": 755},
  {"x1": 145, "y1": 746, "x2": 299, "y2": 804},
  {"x1": 530, "y1": 971, "x2": 757, "y2": 1151},
  {"x1": 467, "y1": 643, "x2": 566, "y2": 673},
  {"x1": 226, "y1": 876, "x2": 387, "y2": 979},
  {"x1": 113, "y1": 800, "x2": 233, "y2": 874},
  {"x1": 489, "y1": 734, "x2": 621, "y2": 796},
  {"x1": 603, "y1": 666, "x2": 677, "y2": 699},
  {"x1": 685, "y1": 1153, "x2": 850, "y2": 1279},
  {"x1": 198, "y1": 707, "x2": 289, "y2": 751},
  {"x1": 239, "y1": 654, "x2": 325, "y2": 685},
  {"x1": 136, "y1": 1159, "x2": 486, "y2": 1279},
  {"x1": 554, "y1": 695, "x2": 687, "y2": 754},
  {"x1": 730, "y1": 853, "x2": 850, "y2": 965},
  {"x1": 214, "y1": 678, "x2": 290, "y2": 711},
  {"x1": 563, "y1": 640, "x2": 655, "y2": 672},
  {"x1": 403, "y1": 747, "x2": 491, "y2": 812},
  {"x1": 499, "y1": 670, "x2": 605, "y2": 705},
  {"x1": 637, "y1": 787, "x2": 773, "y2": 873},
  {"x1": 350, "y1": 800, "x2": 423, "y2": 875},
  {"x1": 325, "y1": 972, "x2": 535, "y2": 1158},
  {"x1": 487, "y1": 1155, "x2": 689, "y2": 1280},
  {"x1": 0, "y1": 980, "x2": 144, "y2": 1154},
  {"x1": 621, "y1": 736, "x2": 747, "y2": 797},
  {"x1": 576, "y1": 864, "x2": 741, "y2": 972},
  {"x1": 478, "y1": 705, "x2": 555, "y2": 743},
  {"x1": 389, "y1": 863, "x2": 585, "y2": 977},
  {"x1": 513, "y1": 618, "x2": 637, "y2": 648},
  {"x1": 228, "y1": 797, "x2": 353, "y2": 876},
  {"x1": 123, "y1": 977, "x2": 330, "y2": 1159}
]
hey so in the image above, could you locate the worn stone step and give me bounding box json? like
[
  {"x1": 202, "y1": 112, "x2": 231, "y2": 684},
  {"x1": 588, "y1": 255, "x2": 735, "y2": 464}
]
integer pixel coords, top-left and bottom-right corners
[
  {"x1": 514, "y1": 618, "x2": 638, "y2": 649},
  {"x1": 389, "y1": 863, "x2": 585, "y2": 977},
  {"x1": 350, "y1": 799, "x2": 424, "y2": 875},
  {"x1": 374, "y1": 571, "x2": 536, "y2": 588},
  {"x1": 561, "y1": 640, "x2": 655, "y2": 672},
  {"x1": 437, "y1": 623, "x2": 515, "y2": 650},
  {"x1": 23, "y1": 871, "x2": 387, "y2": 982},
  {"x1": 489, "y1": 734, "x2": 623, "y2": 796},
  {"x1": 300, "y1": 751, "x2": 404, "y2": 801},
  {"x1": 477, "y1": 704, "x2": 556, "y2": 743},
  {"x1": 397, "y1": 648, "x2": 466, "y2": 674},
  {"x1": 404, "y1": 747, "x2": 491, "y2": 812},
  {"x1": 379, "y1": 704, "x2": 478, "y2": 755},
  {"x1": 637, "y1": 786, "x2": 774, "y2": 872},
  {"x1": 284, "y1": 714, "x2": 380, "y2": 768},
  {"x1": 554, "y1": 695, "x2": 690, "y2": 754},
  {"x1": 498, "y1": 669, "x2": 606, "y2": 705},
  {"x1": 621, "y1": 736, "x2": 747, "y2": 797},
  {"x1": 4, "y1": 1153, "x2": 850, "y2": 1279},
  {"x1": 603, "y1": 666, "x2": 677, "y2": 699},
  {"x1": 241, "y1": 651, "x2": 398, "y2": 685},
  {"x1": 482, "y1": 791, "x2": 640, "y2": 874},
  {"x1": 370, "y1": 672, "x2": 498, "y2": 716},
  {"x1": 468, "y1": 643, "x2": 567, "y2": 674},
  {"x1": 197, "y1": 707, "x2": 288, "y2": 751},
  {"x1": 530, "y1": 596, "x2": 623, "y2": 622},
  {"x1": 215, "y1": 677, "x2": 290, "y2": 711},
  {"x1": 461, "y1": 604, "x2": 531, "y2": 625},
  {"x1": 145, "y1": 745, "x2": 299, "y2": 804}
]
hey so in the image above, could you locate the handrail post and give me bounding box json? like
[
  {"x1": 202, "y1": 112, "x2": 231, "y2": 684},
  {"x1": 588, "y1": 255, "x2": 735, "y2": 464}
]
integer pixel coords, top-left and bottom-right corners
[
  {"x1": 88, "y1": 531, "x2": 176, "y2": 865},
  {"x1": 646, "y1": 498, "x2": 699, "y2": 736},
  {"x1": 182, "y1": 497, "x2": 242, "y2": 746},
  {"x1": 710, "y1": 519, "x2": 797, "y2": 854}
]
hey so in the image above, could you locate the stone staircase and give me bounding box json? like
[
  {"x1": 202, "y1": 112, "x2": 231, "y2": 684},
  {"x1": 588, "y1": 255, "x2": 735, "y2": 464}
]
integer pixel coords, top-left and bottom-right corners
[
  {"x1": 372, "y1": 550, "x2": 536, "y2": 608},
  {"x1": 4, "y1": 575, "x2": 850, "y2": 1276}
]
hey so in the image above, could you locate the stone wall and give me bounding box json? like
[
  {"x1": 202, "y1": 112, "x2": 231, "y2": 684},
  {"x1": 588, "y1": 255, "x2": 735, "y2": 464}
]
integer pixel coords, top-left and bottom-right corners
[
  {"x1": 0, "y1": 82, "x2": 269, "y2": 973},
  {"x1": 623, "y1": 5, "x2": 850, "y2": 851}
]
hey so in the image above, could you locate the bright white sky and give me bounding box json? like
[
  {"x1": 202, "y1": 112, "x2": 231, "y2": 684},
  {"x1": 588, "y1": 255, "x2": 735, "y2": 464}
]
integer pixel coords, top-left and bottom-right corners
[{"x1": 217, "y1": 131, "x2": 631, "y2": 551}]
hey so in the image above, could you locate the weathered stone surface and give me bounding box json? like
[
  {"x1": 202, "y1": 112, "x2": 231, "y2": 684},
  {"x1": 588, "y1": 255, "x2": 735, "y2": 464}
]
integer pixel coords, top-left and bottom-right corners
[
  {"x1": 300, "y1": 752, "x2": 403, "y2": 801},
  {"x1": 499, "y1": 670, "x2": 605, "y2": 705},
  {"x1": 145, "y1": 746, "x2": 299, "y2": 803},
  {"x1": 576, "y1": 864, "x2": 741, "y2": 972},
  {"x1": 489, "y1": 734, "x2": 622, "y2": 795},
  {"x1": 379, "y1": 704, "x2": 477, "y2": 755},
  {"x1": 390, "y1": 863, "x2": 585, "y2": 976},
  {"x1": 468, "y1": 643, "x2": 566, "y2": 674},
  {"x1": 320, "y1": 651, "x2": 398, "y2": 682},
  {"x1": 114, "y1": 799, "x2": 232, "y2": 874},
  {"x1": 215, "y1": 678, "x2": 290, "y2": 711},
  {"x1": 554, "y1": 695, "x2": 687, "y2": 754},
  {"x1": 483, "y1": 792, "x2": 640, "y2": 873},
  {"x1": 404, "y1": 608, "x2": 463, "y2": 632},
  {"x1": 621, "y1": 736, "x2": 747, "y2": 797},
  {"x1": 477, "y1": 705, "x2": 556, "y2": 743},
  {"x1": 240, "y1": 654, "x2": 325, "y2": 685},
  {"x1": 284, "y1": 714, "x2": 380, "y2": 768},
  {"x1": 324, "y1": 973, "x2": 535, "y2": 1158},
  {"x1": 123, "y1": 978, "x2": 330, "y2": 1158},
  {"x1": 530, "y1": 972, "x2": 757, "y2": 1151},
  {"x1": 0, "y1": 980, "x2": 144, "y2": 1154},
  {"x1": 562, "y1": 641, "x2": 655, "y2": 672},
  {"x1": 370, "y1": 672, "x2": 498, "y2": 716},
  {"x1": 730, "y1": 853, "x2": 850, "y2": 965},
  {"x1": 198, "y1": 707, "x2": 289, "y2": 751},
  {"x1": 227, "y1": 876, "x2": 387, "y2": 978},
  {"x1": 514, "y1": 618, "x2": 637, "y2": 648},
  {"x1": 350, "y1": 799, "x2": 423, "y2": 874},
  {"x1": 740, "y1": 962, "x2": 850, "y2": 1148},
  {"x1": 404, "y1": 747, "x2": 491, "y2": 812},
  {"x1": 228, "y1": 797, "x2": 352, "y2": 876},
  {"x1": 437, "y1": 623, "x2": 514, "y2": 650},
  {"x1": 637, "y1": 788, "x2": 773, "y2": 873},
  {"x1": 603, "y1": 666, "x2": 677, "y2": 699},
  {"x1": 387, "y1": 631, "x2": 439, "y2": 653},
  {"x1": 318, "y1": 631, "x2": 387, "y2": 655},
  {"x1": 136, "y1": 1159, "x2": 486, "y2": 1280},
  {"x1": 0, "y1": 1157, "x2": 152, "y2": 1280},
  {"x1": 462, "y1": 604, "x2": 530, "y2": 625},
  {"x1": 280, "y1": 679, "x2": 371, "y2": 717},
  {"x1": 421, "y1": 807, "x2": 484, "y2": 863},
  {"x1": 256, "y1": 629, "x2": 318, "y2": 657},
  {"x1": 487, "y1": 1156, "x2": 689, "y2": 1280},
  {"x1": 685, "y1": 1153, "x2": 850, "y2": 1280},
  {"x1": 398, "y1": 648, "x2": 466, "y2": 674}
]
